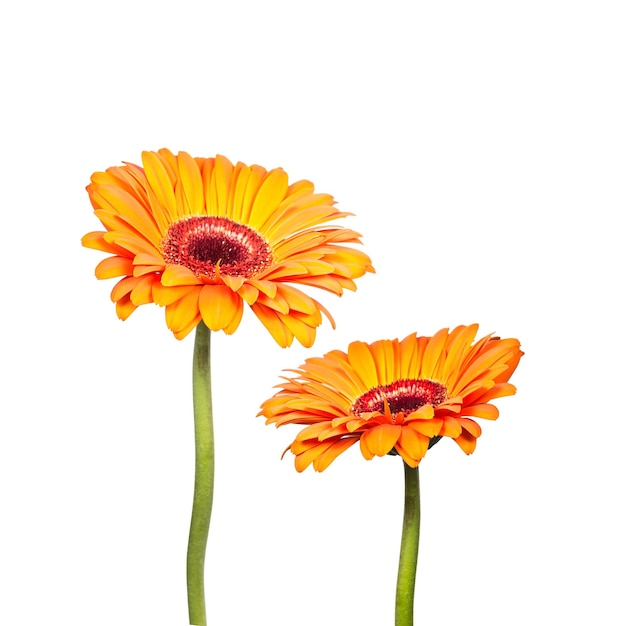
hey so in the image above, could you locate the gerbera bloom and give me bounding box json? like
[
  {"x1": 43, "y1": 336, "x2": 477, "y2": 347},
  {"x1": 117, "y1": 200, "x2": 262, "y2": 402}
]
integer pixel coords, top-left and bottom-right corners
[
  {"x1": 260, "y1": 324, "x2": 522, "y2": 471},
  {"x1": 82, "y1": 149, "x2": 374, "y2": 345}
]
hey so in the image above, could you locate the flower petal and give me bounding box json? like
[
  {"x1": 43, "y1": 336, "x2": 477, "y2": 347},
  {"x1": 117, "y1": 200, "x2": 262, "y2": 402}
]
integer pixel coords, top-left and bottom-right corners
[
  {"x1": 161, "y1": 265, "x2": 203, "y2": 287},
  {"x1": 360, "y1": 424, "x2": 401, "y2": 457},
  {"x1": 463, "y1": 403, "x2": 500, "y2": 420},
  {"x1": 313, "y1": 438, "x2": 358, "y2": 472},
  {"x1": 198, "y1": 285, "x2": 243, "y2": 332},
  {"x1": 95, "y1": 256, "x2": 133, "y2": 279},
  {"x1": 347, "y1": 341, "x2": 379, "y2": 389}
]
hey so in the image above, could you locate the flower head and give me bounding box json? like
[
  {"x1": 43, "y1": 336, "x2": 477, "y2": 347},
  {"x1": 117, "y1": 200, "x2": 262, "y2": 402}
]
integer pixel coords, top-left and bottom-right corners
[
  {"x1": 260, "y1": 324, "x2": 522, "y2": 471},
  {"x1": 82, "y1": 149, "x2": 374, "y2": 346}
]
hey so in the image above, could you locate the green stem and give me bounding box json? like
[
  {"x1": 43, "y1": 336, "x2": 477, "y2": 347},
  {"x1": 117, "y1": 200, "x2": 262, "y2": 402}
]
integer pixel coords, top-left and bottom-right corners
[
  {"x1": 395, "y1": 462, "x2": 421, "y2": 626},
  {"x1": 187, "y1": 322, "x2": 215, "y2": 626}
]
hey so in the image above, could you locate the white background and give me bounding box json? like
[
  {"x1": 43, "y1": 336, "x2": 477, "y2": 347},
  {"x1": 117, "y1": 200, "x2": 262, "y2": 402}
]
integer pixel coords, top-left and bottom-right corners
[{"x1": 1, "y1": 1, "x2": 620, "y2": 624}]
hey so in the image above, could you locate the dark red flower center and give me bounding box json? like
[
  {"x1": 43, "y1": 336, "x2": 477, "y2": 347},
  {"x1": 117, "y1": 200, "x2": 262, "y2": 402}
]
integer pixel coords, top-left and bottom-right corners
[
  {"x1": 352, "y1": 379, "x2": 448, "y2": 416},
  {"x1": 162, "y1": 216, "x2": 273, "y2": 279}
]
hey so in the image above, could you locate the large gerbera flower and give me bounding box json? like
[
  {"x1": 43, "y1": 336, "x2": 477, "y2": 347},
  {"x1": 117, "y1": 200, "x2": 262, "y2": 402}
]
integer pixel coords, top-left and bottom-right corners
[
  {"x1": 261, "y1": 324, "x2": 522, "y2": 471},
  {"x1": 82, "y1": 149, "x2": 374, "y2": 345}
]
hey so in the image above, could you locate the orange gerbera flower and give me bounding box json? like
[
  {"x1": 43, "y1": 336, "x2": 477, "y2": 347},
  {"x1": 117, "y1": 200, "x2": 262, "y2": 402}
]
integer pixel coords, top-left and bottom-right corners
[
  {"x1": 260, "y1": 324, "x2": 522, "y2": 471},
  {"x1": 82, "y1": 149, "x2": 374, "y2": 345}
]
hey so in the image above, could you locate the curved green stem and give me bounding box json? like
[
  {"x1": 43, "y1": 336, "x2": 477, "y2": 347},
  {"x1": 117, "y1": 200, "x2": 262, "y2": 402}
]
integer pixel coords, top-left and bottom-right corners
[
  {"x1": 395, "y1": 462, "x2": 421, "y2": 626},
  {"x1": 187, "y1": 322, "x2": 214, "y2": 626}
]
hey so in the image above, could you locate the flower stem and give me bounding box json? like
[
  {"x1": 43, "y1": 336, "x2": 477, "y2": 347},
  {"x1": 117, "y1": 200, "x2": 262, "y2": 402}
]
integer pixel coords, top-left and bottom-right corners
[
  {"x1": 187, "y1": 322, "x2": 214, "y2": 626},
  {"x1": 395, "y1": 462, "x2": 421, "y2": 626}
]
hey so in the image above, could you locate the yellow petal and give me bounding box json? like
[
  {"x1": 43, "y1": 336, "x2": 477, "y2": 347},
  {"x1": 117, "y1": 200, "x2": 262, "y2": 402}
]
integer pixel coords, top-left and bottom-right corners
[
  {"x1": 212, "y1": 154, "x2": 234, "y2": 216},
  {"x1": 347, "y1": 341, "x2": 379, "y2": 389},
  {"x1": 142, "y1": 151, "x2": 178, "y2": 221},
  {"x1": 178, "y1": 151, "x2": 205, "y2": 215},
  {"x1": 248, "y1": 167, "x2": 289, "y2": 231},
  {"x1": 369, "y1": 339, "x2": 394, "y2": 385}
]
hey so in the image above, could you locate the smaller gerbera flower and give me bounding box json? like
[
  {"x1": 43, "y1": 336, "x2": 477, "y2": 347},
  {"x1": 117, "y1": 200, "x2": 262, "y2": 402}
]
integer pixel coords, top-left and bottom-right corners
[
  {"x1": 260, "y1": 324, "x2": 522, "y2": 471},
  {"x1": 82, "y1": 149, "x2": 374, "y2": 346}
]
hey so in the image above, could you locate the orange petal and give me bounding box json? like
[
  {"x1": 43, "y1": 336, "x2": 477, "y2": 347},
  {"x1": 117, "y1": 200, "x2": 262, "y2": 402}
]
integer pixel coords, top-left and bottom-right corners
[
  {"x1": 82, "y1": 231, "x2": 123, "y2": 254},
  {"x1": 472, "y1": 383, "x2": 517, "y2": 404},
  {"x1": 439, "y1": 415, "x2": 463, "y2": 438},
  {"x1": 161, "y1": 265, "x2": 203, "y2": 286},
  {"x1": 105, "y1": 231, "x2": 160, "y2": 257},
  {"x1": 276, "y1": 284, "x2": 319, "y2": 315},
  {"x1": 133, "y1": 264, "x2": 163, "y2": 278},
  {"x1": 247, "y1": 279, "x2": 278, "y2": 299},
  {"x1": 360, "y1": 424, "x2": 401, "y2": 457},
  {"x1": 293, "y1": 440, "x2": 334, "y2": 472},
  {"x1": 453, "y1": 430, "x2": 478, "y2": 455},
  {"x1": 110, "y1": 276, "x2": 141, "y2": 302},
  {"x1": 393, "y1": 444, "x2": 422, "y2": 469},
  {"x1": 165, "y1": 289, "x2": 201, "y2": 336},
  {"x1": 251, "y1": 303, "x2": 293, "y2": 347},
  {"x1": 420, "y1": 327, "x2": 449, "y2": 379},
  {"x1": 133, "y1": 253, "x2": 165, "y2": 267},
  {"x1": 458, "y1": 418, "x2": 482, "y2": 438},
  {"x1": 173, "y1": 313, "x2": 202, "y2": 340},
  {"x1": 198, "y1": 285, "x2": 243, "y2": 333},
  {"x1": 115, "y1": 294, "x2": 137, "y2": 320},
  {"x1": 408, "y1": 417, "x2": 443, "y2": 438},
  {"x1": 237, "y1": 283, "x2": 259, "y2": 305},
  {"x1": 95, "y1": 256, "x2": 133, "y2": 279},
  {"x1": 313, "y1": 438, "x2": 358, "y2": 471},
  {"x1": 130, "y1": 274, "x2": 156, "y2": 305},
  {"x1": 152, "y1": 283, "x2": 196, "y2": 306},
  {"x1": 220, "y1": 274, "x2": 246, "y2": 292},
  {"x1": 454, "y1": 340, "x2": 520, "y2": 392},
  {"x1": 276, "y1": 311, "x2": 317, "y2": 348},
  {"x1": 396, "y1": 426, "x2": 429, "y2": 460},
  {"x1": 464, "y1": 403, "x2": 499, "y2": 420},
  {"x1": 296, "y1": 422, "x2": 335, "y2": 441},
  {"x1": 369, "y1": 339, "x2": 394, "y2": 385},
  {"x1": 347, "y1": 341, "x2": 379, "y2": 389},
  {"x1": 94, "y1": 185, "x2": 162, "y2": 245}
]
